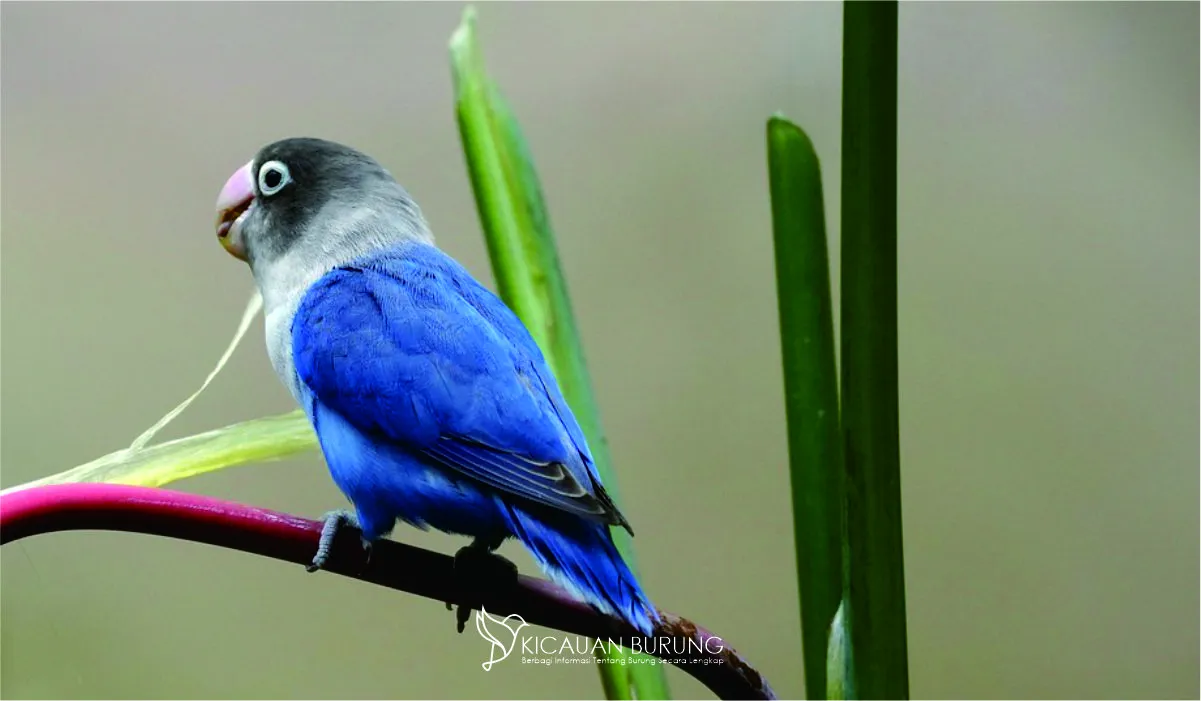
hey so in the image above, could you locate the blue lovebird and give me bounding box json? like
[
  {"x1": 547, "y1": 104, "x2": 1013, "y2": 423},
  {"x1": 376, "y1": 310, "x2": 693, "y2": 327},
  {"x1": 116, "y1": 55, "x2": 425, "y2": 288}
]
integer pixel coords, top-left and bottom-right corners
[{"x1": 214, "y1": 137, "x2": 657, "y2": 635}]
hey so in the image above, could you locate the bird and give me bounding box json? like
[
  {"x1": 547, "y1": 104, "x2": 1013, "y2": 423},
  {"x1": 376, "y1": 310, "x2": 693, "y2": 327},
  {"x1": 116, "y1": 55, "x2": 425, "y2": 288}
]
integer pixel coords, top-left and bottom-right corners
[{"x1": 213, "y1": 137, "x2": 657, "y2": 636}]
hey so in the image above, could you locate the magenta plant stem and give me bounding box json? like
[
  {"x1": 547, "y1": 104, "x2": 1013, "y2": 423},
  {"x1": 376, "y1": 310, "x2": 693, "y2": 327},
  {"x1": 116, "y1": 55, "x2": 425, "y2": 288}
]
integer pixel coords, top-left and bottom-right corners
[{"x1": 1, "y1": 484, "x2": 774, "y2": 700}]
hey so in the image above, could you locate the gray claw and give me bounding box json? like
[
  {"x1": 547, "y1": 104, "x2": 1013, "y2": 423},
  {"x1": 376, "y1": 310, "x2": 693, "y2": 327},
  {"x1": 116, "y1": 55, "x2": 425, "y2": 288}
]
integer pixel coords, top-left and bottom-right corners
[
  {"x1": 455, "y1": 604, "x2": 472, "y2": 634},
  {"x1": 307, "y1": 509, "x2": 361, "y2": 573}
]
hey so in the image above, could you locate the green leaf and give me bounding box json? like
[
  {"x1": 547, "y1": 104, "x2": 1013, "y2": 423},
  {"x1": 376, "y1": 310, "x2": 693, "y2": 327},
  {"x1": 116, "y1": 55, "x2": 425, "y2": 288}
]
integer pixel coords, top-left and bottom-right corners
[
  {"x1": 449, "y1": 7, "x2": 670, "y2": 699},
  {"x1": 767, "y1": 115, "x2": 843, "y2": 699},
  {"x1": 839, "y1": 2, "x2": 908, "y2": 698},
  {"x1": 1, "y1": 411, "x2": 316, "y2": 496}
]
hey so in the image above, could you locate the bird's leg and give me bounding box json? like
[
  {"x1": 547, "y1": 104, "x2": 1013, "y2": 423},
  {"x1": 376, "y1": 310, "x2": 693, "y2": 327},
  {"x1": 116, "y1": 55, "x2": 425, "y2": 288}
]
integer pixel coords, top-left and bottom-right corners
[
  {"x1": 306, "y1": 509, "x2": 372, "y2": 573},
  {"x1": 450, "y1": 536, "x2": 518, "y2": 633}
]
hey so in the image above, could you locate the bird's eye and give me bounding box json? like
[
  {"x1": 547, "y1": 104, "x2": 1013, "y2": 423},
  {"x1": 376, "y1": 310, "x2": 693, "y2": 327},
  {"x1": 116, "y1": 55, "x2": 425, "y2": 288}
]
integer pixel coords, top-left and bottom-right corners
[{"x1": 257, "y1": 161, "x2": 291, "y2": 196}]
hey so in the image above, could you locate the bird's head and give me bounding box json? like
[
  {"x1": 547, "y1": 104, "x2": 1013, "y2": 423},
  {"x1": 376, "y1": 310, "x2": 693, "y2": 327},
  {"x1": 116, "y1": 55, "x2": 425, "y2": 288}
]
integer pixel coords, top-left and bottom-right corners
[{"x1": 214, "y1": 137, "x2": 431, "y2": 274}]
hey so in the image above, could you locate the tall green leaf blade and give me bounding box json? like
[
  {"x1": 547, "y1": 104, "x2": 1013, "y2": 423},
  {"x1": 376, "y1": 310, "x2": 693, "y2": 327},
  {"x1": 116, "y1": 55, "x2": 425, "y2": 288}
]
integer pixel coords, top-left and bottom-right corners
[
  {"x1": 489, "y1": 88, "x2": 633, "y2": 538},
  {"x1": 767, "y1": 115, "x2": 843, "y2": 699},
  {"x1": 1, "y1": 411, "x2": 316, "y2": 496},
  {"x1": 449, "y1": 7, "x2": 670, "y2": 699},
  {"x1": 839, "y1": 1, "x2": 908, "y2": 697}
]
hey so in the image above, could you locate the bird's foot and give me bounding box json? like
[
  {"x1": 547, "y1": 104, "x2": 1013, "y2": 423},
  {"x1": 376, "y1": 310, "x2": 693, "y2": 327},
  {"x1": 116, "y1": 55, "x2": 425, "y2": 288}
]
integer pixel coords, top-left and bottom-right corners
[
  {"x1": 454, "y1": 602, "x2": 472, "y2": 634},
  {"x1": 454, "y1": 542, "x2": 519, "y2": 584},
  {"x1": 306, "y1": 509, "x2": 372, "y2": 573},
  {"x1": 450, "y1": 540, "x2": 519, "y2": 633}
]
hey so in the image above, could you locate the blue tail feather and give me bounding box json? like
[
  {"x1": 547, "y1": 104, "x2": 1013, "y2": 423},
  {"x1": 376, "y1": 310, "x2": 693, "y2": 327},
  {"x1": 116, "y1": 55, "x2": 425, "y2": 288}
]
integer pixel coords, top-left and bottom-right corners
[{"x1": 500, "y1": 504, "x2": 657, "y2": 636}]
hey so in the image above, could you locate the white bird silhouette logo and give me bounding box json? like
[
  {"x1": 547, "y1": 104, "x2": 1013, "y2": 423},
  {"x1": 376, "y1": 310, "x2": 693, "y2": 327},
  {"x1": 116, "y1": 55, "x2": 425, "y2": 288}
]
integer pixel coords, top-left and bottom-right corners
[{"x1": 476, "y1": 607, "x2": 530, "y2": 671}]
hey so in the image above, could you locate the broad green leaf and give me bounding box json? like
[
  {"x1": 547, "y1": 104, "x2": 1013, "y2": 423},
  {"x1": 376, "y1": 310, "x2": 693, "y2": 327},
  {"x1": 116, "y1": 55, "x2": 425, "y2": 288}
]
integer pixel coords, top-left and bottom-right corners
[
  {"x1": 768, "y1": 115, "x2": 843, "y2": 699},
  {"x1": 1, "y1": 411, "x2": 316, "y2": 496},
  {"x1": 450, "y1": 8, "x2": 670, "y2": 699}
]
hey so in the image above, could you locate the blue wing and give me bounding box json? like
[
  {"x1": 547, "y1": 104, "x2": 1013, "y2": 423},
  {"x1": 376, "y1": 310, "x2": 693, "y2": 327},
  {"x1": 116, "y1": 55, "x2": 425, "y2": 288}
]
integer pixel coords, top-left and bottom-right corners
[{"x1": 291, "y1": 241, "x2": 630, "y2": 531}]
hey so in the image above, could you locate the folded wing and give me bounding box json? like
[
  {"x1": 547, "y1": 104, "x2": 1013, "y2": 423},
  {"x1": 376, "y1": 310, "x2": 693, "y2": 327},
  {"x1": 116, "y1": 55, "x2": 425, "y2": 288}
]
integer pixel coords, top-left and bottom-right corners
[{"x1": 291, "y1": 243, "x2": 630, "y2": 530}]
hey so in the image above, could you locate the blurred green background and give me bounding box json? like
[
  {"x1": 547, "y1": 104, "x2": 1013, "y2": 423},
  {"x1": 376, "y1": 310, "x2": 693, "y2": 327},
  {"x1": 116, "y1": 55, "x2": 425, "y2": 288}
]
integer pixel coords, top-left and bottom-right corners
[{"x1": 2, "y1": 3, "x2": 1197, "y2": 699}]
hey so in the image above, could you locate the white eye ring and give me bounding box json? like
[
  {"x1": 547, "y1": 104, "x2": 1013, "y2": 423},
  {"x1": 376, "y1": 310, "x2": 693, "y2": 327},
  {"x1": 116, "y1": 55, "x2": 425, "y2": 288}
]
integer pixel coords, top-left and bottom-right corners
[{"x1": 257, "y1": 160, "x2": 291, "y2": 196}]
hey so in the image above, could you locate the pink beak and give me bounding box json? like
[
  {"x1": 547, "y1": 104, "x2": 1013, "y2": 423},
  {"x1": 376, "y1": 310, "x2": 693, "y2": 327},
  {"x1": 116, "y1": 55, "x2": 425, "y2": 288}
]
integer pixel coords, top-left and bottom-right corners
[{"x1": 215, "y1": 161, "x2": 255, "y2": 261}]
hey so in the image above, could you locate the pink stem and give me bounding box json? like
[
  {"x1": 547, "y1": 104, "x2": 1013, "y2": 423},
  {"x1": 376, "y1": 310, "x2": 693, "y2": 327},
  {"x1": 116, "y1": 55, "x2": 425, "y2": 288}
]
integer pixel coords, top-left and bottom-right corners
[{"x1": 1, "y1": 483, "x2": 775, "y2": 699}]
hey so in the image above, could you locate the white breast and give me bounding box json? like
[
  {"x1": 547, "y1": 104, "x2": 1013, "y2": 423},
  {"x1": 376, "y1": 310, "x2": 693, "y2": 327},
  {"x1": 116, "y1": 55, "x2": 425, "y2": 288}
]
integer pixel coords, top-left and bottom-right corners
[
  {"x1": 255, "y1": 246, "x2": 334, "y2": 406},
  {"x1": 265, "y1": 296, "x2": 306, "y2": 404}
]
